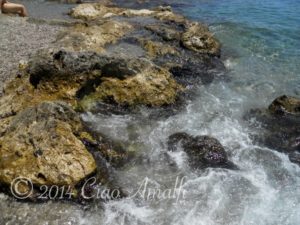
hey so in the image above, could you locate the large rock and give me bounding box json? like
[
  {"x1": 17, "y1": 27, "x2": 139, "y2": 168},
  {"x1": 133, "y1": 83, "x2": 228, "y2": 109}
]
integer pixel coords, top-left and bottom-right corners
[
  {"x1": 0, "y1": 102, "x2": 96, "y2": 196},
  {"x1": 167, "y1": 132, "x2": 237, "y2": 169},
  {"x1": 25, "y1": 48, "x2": 183, "y2": 111}
]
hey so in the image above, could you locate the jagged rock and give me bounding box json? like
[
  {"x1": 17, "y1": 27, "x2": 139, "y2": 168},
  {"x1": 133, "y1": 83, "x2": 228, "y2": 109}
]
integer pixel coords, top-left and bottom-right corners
[
  {"x1": 167, "y1": 132, "x2": 237, "y2": 169},
  {"x1": 0, "y1": 102, "x2": 96, "y2": 197},
  {"x1": 27, "y1": 49, "x2": 106, "y2": 87},
  {"x1": 181, "y1": 23, "x2": 221, "y2": 56}
]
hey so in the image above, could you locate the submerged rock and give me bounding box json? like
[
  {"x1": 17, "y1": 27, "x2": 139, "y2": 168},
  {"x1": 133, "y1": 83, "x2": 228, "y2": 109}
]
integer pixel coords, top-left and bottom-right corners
[
  {"x1": 0, "y1": 102, "x2": 96, "y2": 198},
  {"x1": 167, "y1": 132, "x2": 237, "y2": 169}
]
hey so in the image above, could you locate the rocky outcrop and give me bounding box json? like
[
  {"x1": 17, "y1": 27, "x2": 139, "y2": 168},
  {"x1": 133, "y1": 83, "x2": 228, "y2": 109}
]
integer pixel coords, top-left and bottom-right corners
[
  {"x1": 0, "y1": 102, "x2": 96, "y2": 198},
  {"x1": 69, "y1": 3, "x2": 221, "y2": 57},
  {"x1": 245, "y1": 95, "x2": 300, "y2": 166},
  {"x1": 167, "y1": 132, "x2": 237, "y2": 169},
  {"x1": 0, "y1": 1, "x2": 226, "y2": 201}
]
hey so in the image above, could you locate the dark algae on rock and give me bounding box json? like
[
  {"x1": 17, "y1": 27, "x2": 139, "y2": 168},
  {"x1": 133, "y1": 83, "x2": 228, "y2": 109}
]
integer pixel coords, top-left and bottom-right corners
[{"x1": 168, "y1": 132, "x2": 237, "y2": 170}]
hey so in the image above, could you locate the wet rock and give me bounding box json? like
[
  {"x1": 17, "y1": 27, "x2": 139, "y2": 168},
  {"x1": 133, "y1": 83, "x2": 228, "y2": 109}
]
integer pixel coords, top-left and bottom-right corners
[
  {"x1": 268, "y1": 95, "x2": 300, "y2": 116},
  {"x1": 289, "y1": 152, "x2": 300, "y2": 166},
  {"x1": 0, "y1": 102, "x2": 97, "y2": 197},
  {"x1": 80, "y1": 129, "x2": 133, "y2": 168},
  {"x1": 167, "y1": 132, "x2": 237, "y2": 169},
  {"x1": 245, "y1": 95, "x2": 300, "y2": 166},
  {"x1": 181, "y1": 23, "x2": 221, "y2": 57},
  {"x1": 168, "y1": 55, "x2": 226, "y2": 85}
]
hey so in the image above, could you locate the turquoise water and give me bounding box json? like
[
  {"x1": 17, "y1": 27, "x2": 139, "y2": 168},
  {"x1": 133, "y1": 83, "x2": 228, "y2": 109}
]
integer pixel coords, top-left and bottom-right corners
[{"x1": 178, "y1": 0, "x2": 300, "y2": 100}]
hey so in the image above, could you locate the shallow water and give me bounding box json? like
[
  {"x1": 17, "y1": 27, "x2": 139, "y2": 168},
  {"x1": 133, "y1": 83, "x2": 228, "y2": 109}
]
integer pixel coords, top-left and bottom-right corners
[{"x1": 1, "y1": 0, "x2": 300, "y2": 224}]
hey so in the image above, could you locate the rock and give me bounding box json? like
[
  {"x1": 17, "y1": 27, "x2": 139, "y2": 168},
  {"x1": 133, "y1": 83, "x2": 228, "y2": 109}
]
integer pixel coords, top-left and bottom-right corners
[
  {"x1": 122, "y1": 9, "x2": 155, "y2": 17},
  {"x1": 167, "y1": 132, "x2": 237, "y2": 169},
  {"x1": 168, "y1": 55, "x2": 226, "y2": 85},
  {"x1": 0, "y1": 102, "x2": 96, "y2": 198},
  {"x1": 181, "y1": 23, "x2": 221, "y2": 57},
  {"x1": 245, "y1": 96, "x2": 300, "y2": 166},
  {"x1": 70, "y1": 3, "x2": 122, "y2": 20},
  {"x1": 154, "y1": 10, "x2": 187, "y2": 25},
  {"x1": 268, "y1": 95, "x2": 300, "y2": 116},
  {"x1": 79, "y1": 58, "x2": 183, "y2": 110},
  {"x1": 289, "y1": 152, "x2": 300, "y2": 166},
  {"x1": 27, "y1": 49, "x2": 106, "y2": 87},
  {"x1": 25, "y1": 48, "x2": 183, "y2": 112},
  {"x1": 145, "y1": 24, "x2": 181, "y2": 42},
  {"x1": 81, "y1": 130, "x2": 134, "y2": 168}
]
